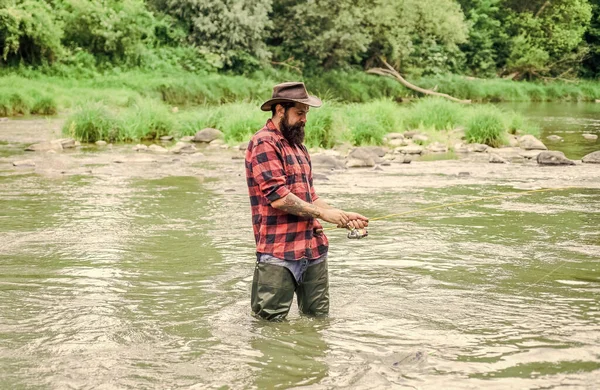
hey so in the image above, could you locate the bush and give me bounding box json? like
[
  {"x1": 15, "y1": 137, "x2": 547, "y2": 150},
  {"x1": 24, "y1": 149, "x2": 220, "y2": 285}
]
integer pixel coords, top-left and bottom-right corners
[
  {"x1": 62, "y1": 103, "x2": 120, "y2": 142},
  {"x1": 9, "y1": 92, "x2": 32, "y2": 115},
  {"x1": 0, "y1": 1, "x2": 64, "y2": 65},
  {"x1": 121, "y1": 101, "x2": 175, "y2": 141},
  {"x1": 406, "y1": 98, "x2": 464, "y2": 130},
  {"x1": 464, "y1": 106, "x2": 507, "y2": 147},
  {"x1": 305, "y1": 105, "x2": 336, "y2": 148},
  {"x1": 31, "y1": 96, "x2": 58, "y2": 115}
]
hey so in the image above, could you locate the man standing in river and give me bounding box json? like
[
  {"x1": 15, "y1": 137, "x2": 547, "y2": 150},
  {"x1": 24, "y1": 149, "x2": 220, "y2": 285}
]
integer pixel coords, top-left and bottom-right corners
[{"x1": 245, "y1": 82, "x2": 369, "y2": 321}]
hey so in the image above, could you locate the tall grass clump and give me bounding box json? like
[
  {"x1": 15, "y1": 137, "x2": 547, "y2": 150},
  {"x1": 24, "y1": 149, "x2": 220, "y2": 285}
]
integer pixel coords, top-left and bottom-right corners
[
  {"x1": 505, "y1": 111, "x2": 540, "y2": 136},
  {"x1": 217, "y1": 103, "x2": 268, "y2": 142},
  {"x1": 464, "y1": 105, "x2": 507, "y2": 147},
  {"x1": 405, "y1": 98, "x2": 465, "y2": 130},
  {"x1": 121, "y1": 101, "x2": 175, "y2": 141},
  {"x1": 31, "y1": 96, "x2": 58, "y2": 115},
  {"x1": 63, "y1": 103, "x2": 120, "y2": 142},
  {"x1": 176, "y1": 108, "x2": 225, "y2": 136},
  {"x1": 305, "y1": 104, "x2": 337, "y2": 148},
  {"x1": 9, "y1": 92, "x2": 32, "y2": 115},
  {"x1": 0, "y1": 95, "x2": 11, "y2": 116}
]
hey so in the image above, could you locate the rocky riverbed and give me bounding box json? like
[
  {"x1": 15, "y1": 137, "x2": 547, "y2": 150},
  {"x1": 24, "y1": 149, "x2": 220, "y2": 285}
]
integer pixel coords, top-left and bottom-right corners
[{"x1": 2, "y1": 118, "x2": 599, "y2": 195}]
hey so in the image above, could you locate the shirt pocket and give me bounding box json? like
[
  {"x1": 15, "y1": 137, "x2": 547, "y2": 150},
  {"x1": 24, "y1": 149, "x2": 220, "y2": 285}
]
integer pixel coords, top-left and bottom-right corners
[{"x1": 284, "y1": 157, "x2": 310, "y2": 198}]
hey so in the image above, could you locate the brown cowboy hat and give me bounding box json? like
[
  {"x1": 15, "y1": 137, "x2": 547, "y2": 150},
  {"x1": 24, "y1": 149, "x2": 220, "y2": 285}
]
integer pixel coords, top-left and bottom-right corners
[{"x1": 260, "y1": 82, "x2": 322, "y2": 111}]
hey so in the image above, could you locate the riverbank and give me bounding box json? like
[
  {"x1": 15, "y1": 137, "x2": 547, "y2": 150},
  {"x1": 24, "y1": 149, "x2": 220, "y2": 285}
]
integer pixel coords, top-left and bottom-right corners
[
  {"x1": 1, "y1": 118, "x2": 598, "y2": 189},
  {"x1": 2, "y1": 69, "x2": 600, "y2": 117}
]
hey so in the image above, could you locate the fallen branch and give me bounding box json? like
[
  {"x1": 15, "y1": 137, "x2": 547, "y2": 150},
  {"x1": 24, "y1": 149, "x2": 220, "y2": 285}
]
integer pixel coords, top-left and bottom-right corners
[
  {"x1": 270, "y1": 57, "x2": 302, "y2": 74},
  {"x1": 367, "y1": 57, "x2": 471, "y2": 104}
]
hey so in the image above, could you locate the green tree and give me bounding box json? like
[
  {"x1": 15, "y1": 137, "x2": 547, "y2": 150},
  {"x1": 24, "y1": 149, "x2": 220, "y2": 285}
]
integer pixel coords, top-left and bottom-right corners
[
  {"x1": 151, "y1": 0, "x2": 272, "y2": 71},
  {"x1": 502, "y1": 0, "x2": 592, "y2": 78},
  {"x1": 582, "y1": 1, "x2": 600, "y2": 77},
  {"x1": 0, "y1": 0, "x2": 63, "y2": 65},
  {"x1": 457, "y1": 0, "x2": 506, "y2": 76},
  {"x1": 55, "y1": 0, "x2": 156, "y2": 66},
  {"x1": 270, "y1": 0, "x2": 468, "y2": 75}
]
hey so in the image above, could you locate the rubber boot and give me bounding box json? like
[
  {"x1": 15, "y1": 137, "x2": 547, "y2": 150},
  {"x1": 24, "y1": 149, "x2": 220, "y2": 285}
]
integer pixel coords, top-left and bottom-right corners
[
  {"x1": 296, "y1": 260, "x2": 329, "y2": 316},
  {"x1": 251, "y1": 261, "x2": 296, "y2": 321}
]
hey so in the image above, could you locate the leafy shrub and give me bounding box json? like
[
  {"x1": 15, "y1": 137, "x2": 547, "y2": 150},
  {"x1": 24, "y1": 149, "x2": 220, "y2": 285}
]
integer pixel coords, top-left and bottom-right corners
[
  {"x1": 0, "y1": 0, "x2": 63, "y2": 64},
  {"x1": 406, "y1": 98, "x2": 465, "y2": 130},
  {"x1": 62, "y1": 103, "x2": 120, "y2": 142},
  {"x1": 31, "y1": 96, "x2": 58, "y2": 115},
  {"x1": 465, "y1": 106, "x2": 507, "y2": 147}
]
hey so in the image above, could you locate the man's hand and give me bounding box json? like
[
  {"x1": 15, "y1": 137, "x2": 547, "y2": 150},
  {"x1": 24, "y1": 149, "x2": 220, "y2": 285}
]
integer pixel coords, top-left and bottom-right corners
[
  {"x1": 320, "y1": 209, "x2": 369, "y2": 229},
  {"x1": 345, "y1": 212, "x2": 369, "y2": 230}
]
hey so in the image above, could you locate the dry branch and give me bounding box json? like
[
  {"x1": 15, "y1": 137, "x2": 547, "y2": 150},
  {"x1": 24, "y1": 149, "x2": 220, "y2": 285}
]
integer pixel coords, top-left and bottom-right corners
[{"x1": 367, "y1": 58, "x2": 471, "y2": 104}]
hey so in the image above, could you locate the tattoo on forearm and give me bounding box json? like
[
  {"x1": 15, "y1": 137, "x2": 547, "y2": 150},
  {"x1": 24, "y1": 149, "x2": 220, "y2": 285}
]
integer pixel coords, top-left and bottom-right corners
[{"x1": 280, "y1": 194, "x2": 321, "y2": 218}]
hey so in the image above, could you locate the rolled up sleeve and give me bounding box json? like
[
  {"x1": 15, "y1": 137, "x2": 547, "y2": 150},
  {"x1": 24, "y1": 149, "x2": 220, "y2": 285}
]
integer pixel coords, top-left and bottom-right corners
[{"x1": 251, "y1": 138, "x2": 290, "y2": 203}]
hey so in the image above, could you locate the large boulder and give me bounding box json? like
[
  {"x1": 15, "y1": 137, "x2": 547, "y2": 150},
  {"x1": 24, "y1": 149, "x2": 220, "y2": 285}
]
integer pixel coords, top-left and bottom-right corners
[
  {"x1": 583, "y1": 133, "x2": 598, "y2": 140},
  {"x1": 25, "y1": 138, "x2": 76, "y2": 152},
  {"x1": 536, "y1": 151, "x2": 575, "y2": 166},
  {"x1": 193, "y1": 128, "x2": 223, "y2": 143},
  {"x1": 346, "y1": 158, "x2": 375, "y2": 168},
  {"x1": 386, "y1": 132, "x2": 405, "y2": 140},
  {"x1": 311, "y1": 154, "x2": 346, "y2": 170},
  {"x1": 489, "y1": 154, "x2": 509, "y2": 164},
  {"x1": 395, "y1": 145, "x2": 423, "y2": 155},
  {"x1": 468, "y1": 143, "x2": 489, "y2": 153},
  {"x1": 346, "y1": 147, "x2": 378, "y2": 167},
  {"x1": 350, "y1": 146, "x2": 388, "y2": 158},
  {"x1": 148, "y1": 144, "x2": 168, "y2": 153},
  {"x1": 519, "y1": 135, "x2": 547, "y2": 150},
  {"x1": 427, "y1": 142, "x2": 448, "y2": 153},
  {"x1": 582, "y1": 151, "x2": 600, "y2": 164},
  {"x1": 12, "y1": 159, "x2": 36, "y2": 167},
  {"x1": 171, "y1": 142, "x2": 198, "y2": 154}
]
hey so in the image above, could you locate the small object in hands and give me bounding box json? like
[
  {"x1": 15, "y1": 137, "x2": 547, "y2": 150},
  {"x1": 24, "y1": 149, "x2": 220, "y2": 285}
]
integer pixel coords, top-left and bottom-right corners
[{"x1": 347, "y1": 228, "x2": 368, "y2": 239}]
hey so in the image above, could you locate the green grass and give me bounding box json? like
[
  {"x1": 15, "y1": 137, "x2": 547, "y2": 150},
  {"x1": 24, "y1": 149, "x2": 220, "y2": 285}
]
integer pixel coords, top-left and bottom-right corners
[
  {"x1": 61, "y1": 97, "x2": 538, "y2": 149},
  {"x1": 62, "y1": 102, "x2": 120, "y2": 142},
  {"x1": 121, "y1": 101, "x2": 175, "y2": 141},
  {"x1": 464, "y1": 106, "x2": 509, "y2": 147},
  {"x1": 31, "y1": 96, "x2": 58, "y2": 115},
  {"x1": 2, "y1": 69, "x2": 600, "y2": 123},
  {"x1": 405, "y1": 98, "x2": 465, "y2": 130}
]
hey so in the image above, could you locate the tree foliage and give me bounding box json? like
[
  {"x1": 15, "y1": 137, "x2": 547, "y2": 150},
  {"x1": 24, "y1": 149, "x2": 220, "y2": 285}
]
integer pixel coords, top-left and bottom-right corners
[{"x1": 0, "y1": 0, "x2": 599, "y2": 78}]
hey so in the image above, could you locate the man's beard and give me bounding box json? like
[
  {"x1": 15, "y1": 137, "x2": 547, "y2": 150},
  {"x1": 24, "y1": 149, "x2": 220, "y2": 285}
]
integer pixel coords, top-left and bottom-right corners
[{"x1": 280, "y1": 112, "x2": 305, "y2": 146}]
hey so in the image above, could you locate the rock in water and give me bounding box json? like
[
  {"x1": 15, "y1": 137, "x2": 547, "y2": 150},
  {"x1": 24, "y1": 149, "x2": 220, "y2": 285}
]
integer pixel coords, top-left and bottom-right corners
[
  {"x1": 489, "y1": 154, "x2": 509, "y2": 164},
  {"x1": 536, "y1": 151, "x2": 575, "y2": 166},
  {"x1": 546, "y1": 135, "x2": 563, "y2": 142},
  {"x1": 582, "y1": 151, "x2": 600, "y2": 164},
  {"x1": 193, "y1": 128, "x2": 223, "y2": 143},
  {"x1": 13, "y1": 159, "x2": 36, "y2": 167},
  {"x1": 519, "y1": 135, "x2": 547, "y2": 150}
]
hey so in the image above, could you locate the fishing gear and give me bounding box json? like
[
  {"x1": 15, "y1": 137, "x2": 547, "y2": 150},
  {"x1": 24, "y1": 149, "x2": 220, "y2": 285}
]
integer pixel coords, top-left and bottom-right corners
[{"x1": 347, "y1": 228, "x2": 369, "y2": 239}]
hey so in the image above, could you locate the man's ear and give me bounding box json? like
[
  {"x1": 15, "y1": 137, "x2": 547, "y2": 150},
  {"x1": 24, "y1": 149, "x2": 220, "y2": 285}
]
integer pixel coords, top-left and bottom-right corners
[{"x1": 275, "y1": 104, "x2": 285, "y2": 118}]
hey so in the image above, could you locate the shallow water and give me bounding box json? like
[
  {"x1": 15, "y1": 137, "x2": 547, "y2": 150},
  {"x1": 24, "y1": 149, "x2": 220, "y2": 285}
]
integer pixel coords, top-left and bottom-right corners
[
  {"x1": 1, "y1": 108, "x2": 600, "y2": 389},
  {"x1": 499, "y1": 102, "x2": 600, "y2": 159}
]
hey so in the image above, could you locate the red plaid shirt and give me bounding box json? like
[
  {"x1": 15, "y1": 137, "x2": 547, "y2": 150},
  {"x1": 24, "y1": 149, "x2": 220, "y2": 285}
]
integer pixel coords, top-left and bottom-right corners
[{"x1": 245, "y1": 119, "x2": 328, "y2": 260}]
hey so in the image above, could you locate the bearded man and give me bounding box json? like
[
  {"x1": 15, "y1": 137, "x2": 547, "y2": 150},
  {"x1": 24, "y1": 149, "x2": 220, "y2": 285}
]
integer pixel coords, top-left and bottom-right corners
[{"x1": 245, "y1": 82, "x2": 368, "y2": 321}]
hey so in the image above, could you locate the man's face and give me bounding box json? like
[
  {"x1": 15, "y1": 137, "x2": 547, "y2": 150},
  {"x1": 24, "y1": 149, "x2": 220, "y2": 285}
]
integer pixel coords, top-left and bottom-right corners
[{"x1": 280, "y1": 103, "x2": 309, "y2": 146}]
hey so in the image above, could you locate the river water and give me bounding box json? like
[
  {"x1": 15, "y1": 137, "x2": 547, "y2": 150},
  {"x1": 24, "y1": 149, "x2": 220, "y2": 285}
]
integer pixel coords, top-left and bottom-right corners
[{"x1": 0, "y1": 104, "x2": 599, "y2": 389}]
